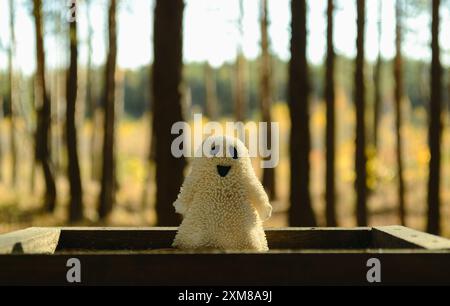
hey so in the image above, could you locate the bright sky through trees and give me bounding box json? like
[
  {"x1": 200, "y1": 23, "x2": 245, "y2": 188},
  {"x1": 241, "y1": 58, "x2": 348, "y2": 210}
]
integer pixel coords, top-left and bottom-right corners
[{"x1": 0, "y1": 0, "x2": 449, "y2": 75}]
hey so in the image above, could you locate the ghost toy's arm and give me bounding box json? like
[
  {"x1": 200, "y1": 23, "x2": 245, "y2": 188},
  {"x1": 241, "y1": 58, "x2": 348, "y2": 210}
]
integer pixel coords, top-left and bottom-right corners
[
  {"x1": 173, "y1": 172, "x2": 197, "y2": 217},
  {"x1": 247, "y1": 176, "x2": 272, "y2": 221}
]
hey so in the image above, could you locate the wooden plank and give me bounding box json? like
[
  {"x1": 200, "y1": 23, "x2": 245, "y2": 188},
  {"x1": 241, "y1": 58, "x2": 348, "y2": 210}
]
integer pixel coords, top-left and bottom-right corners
[
  {"x1": 0, "y1": 251, "x2": 449, "y2": 285},
  {"x1": 56, "y1": 227, "x2": 372, "y2": 251},
  {"x1": 0, "y1": 228, "x2": 60, "y2": 254},
  {"x1": 57, "y1": 227, "x2": 176, "y2": 251},
  {"x1": 372, "y1": 226, "x2": 450, "y2": 250},
  {"x1": 265, "y1": 227, "x2": 371, "y2": 249},
  {"x1": 1, "y1": 226, "x2": 448, "y2": 254}
]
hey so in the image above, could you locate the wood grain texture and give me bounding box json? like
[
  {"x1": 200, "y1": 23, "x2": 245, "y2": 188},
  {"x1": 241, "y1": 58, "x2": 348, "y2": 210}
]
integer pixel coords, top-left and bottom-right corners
[
  {"x1": 265, "y1": 227, "x2": 371, "y2": 249},
  {"x1": 1, "y1": 227, "x2": 450, "y2": 285},
  {"x1": 1, "y1": 252, "x2": 450, "y2": 285},
  {"x1": 1, "y1": 227, "x2": 450, "y2": 253},
  {"x1": 55, "y1": 227, "x2": 372, "y2": 250},
  {"x1": 57, "y1": 227, "x2": 176, "y2": 250},
  {"x1": 373, "y1": 226, "x2": 450, "y2": 250},
  {"x1": 0, "y1": 228, "x2": 60, "y2": 254},
  {"x1": 3, "y1": 226, "x2": 450, "y2": 252}
]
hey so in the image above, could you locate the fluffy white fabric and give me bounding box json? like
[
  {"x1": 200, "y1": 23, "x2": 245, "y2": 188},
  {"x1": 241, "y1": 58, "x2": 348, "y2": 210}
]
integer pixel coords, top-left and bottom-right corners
[{"x1": 172, "y1": 135, "x2": 272, "y2": 252}]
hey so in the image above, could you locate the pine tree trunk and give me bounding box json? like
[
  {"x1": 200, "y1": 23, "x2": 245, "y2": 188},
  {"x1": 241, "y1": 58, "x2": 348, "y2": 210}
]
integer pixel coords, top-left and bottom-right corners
[
  {"x1": 355, "y1": 0, "x2": 368, "y2": 226},
  {"x1": 98, "y1": 0, "x2": 118, "y2": 219},
  {"x1": 66, "y1": 1, "x2": 83, "y2": 222},
  {"x1": 427, "y1": 0, "x2": 442, "y2": 235},
  {"x1": 288, "y1": 0, "x2": 316, "y2": 227},
  {"x1": 0, "y1": 93, "x2": 2, "y2": 182},
  {"x1": 448, "y1": 69, "x2": 450, "y2": 123},
  {"x1": 394, "y1": 0, "x2": 406, "y2": 225},
  {"x1": 33, "y1": 0, "x2": 57, "y2": 212},
  {"x1": 30, "y1": 76, "x2": 36, "y2": 193},
  {"x1": 235, "y1": 0, "x2": 246, "y2": 122},
  {"x1": 8, "y1": 0, "x2": 17, "y2": 187},
  {"x1": 85, "y1": 0, "x2": 97, "y2": 181},
  {"x1": 325, "y1": 0, "x2": 337, "y2": 226},
  {"x1": 85, "y1": 0, "x2": 93, "y2": 120},
  {"x1": 90, "y1": 111, "x2": 101, "y2": 181},
  {"x1": 51, "y1": 13, "x2": 63, "y2": 177},
  {"x1": 373, "y1": 0, "x2": 382, "y2": 149},
  {"x1": 0, "y1": 99, "x2": 2, "y2": 182},
  {"x1": 152, "y1": 0, "x2": 186, "y2": 226},
  {"x1": 260, "y1": 0, "x2": 276, "y2": 200}
]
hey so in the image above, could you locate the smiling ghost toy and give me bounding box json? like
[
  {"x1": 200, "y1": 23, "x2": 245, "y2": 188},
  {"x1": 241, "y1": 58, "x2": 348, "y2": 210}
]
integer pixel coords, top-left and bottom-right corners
[{"x1": 172, "y1": 135, "x2": 272, "y2": 252}]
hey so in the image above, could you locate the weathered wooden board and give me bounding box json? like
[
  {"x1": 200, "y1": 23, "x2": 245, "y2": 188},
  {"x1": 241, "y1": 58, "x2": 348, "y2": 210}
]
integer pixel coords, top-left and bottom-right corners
[
  {"x1": 57, "y1": 227, "x2": 176, "y2": 251},
  {"x1": 0, "y1": 226, "x2": 449, "y2": 285},
  {"x1": 265, "y1": 227, "x2": 372, "y2": 249},
  {"x1": 1, "y1": 251, "x2": 450, "y2": 285},
  {"x1": 56, "y1": 227, "x2": 373, "y2": 251},
  {"x1": 1, "y1": 226, "x2": 450, "y2": 254},
  {"x1": 372, "y1": 226, "x2": 450, "y2": 250},
  {"x1": 0, "y1": 228, "x2": 60, "y2": 254}
]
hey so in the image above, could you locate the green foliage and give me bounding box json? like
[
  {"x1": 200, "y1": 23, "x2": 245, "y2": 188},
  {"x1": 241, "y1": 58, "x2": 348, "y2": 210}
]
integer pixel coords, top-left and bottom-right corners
[{"x1": 123, "y1": 66, "x2": 150, "y2": 118}]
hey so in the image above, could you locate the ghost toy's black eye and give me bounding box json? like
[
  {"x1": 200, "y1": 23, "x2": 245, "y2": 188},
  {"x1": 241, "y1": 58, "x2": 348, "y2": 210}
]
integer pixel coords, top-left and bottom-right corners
[
  {"x1": 210, "y1": 144, "x2": 220, "y2": 156},
  {"x1": 229, "y1": 146, "x2": 238, "y2": 160}
]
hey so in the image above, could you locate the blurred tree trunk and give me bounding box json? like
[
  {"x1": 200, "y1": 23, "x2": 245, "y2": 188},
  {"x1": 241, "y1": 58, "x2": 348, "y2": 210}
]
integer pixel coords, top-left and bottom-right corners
[
  {"x1": 8, "y1": 0, "x2": 17, "y2": 187},
  {"x1": 427, "y1": 0, "x2": 442, "y2": 235},
  {"x1": 152, "y1": 0, "x2": 186, "y2": 226},
  {"x1": 355, "y1": 0, "x2": 368, "y2": 226},
  {"x1": 0, "y1": 98, "x2": 2, "y2": 182},
  {"x1": 325, "y1": 0, "x2": 337, "y2": 226},
  {"x1": 373, "y1": 0, "x2": 382, "y2": 149},
  {"x1": 30, "y1": 76, "x2": 36, "y2": 193},
  {"x1": 141, "y1": 56, "x2": 155, "y2": 215},
  {"x1": 33, "y1": 0, "x2": 57, "y2": 212},
  {"x1": 260, "y1": 0, "x2": 276, "y2": 200},
  {"x1": 98, "y1": 0, "x2": 117, "y2": 219},
  {"x1": 85, "y1": 0, "x2": 93, "y2": 120},
  {"x1": 0, "y1": 92, "x2": 5, "y2": 182},
  {"x1": 394, "y1": 0, "x2": 406, "y2": 225},
  {"x1": 91, "y1": 112, "x2": 101, "y2": 182},
  {"x1": 234, "y1": 0, "x2": 246, "y2": 122},
  {"x1": 288, "y1": 0, "x2": 316, "y2": 227},
  {"x1": 85, "y1": 0, "x2": 98, "y2": 181},
  {"x1": 204, "y1": 63, "x2": 219, "y2": 120},
  {"x1": 140, "y1": 115, "x2": 155, "y2": 216},
  {"x1": 0, "y1": 93, "x2": 2, "y2": 182},
  {"x1": 51, "y1": 9, "x2": 63, "y2": 176},
  {"x1": 66, "y1": 1, "x2": 83, "y2": 222}
]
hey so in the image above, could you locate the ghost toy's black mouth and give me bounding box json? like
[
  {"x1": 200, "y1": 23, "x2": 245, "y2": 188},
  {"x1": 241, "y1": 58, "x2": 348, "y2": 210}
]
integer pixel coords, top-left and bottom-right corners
[{"x1": 217, "y1": 165, "x2": 231, "y2": 177}]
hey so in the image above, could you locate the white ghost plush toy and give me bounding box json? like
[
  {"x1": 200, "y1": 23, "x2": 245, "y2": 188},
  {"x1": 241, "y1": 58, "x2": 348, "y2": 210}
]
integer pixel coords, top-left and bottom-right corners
[{"x1": 172, "y1": 135, "x2": 272, "y2": 252}]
